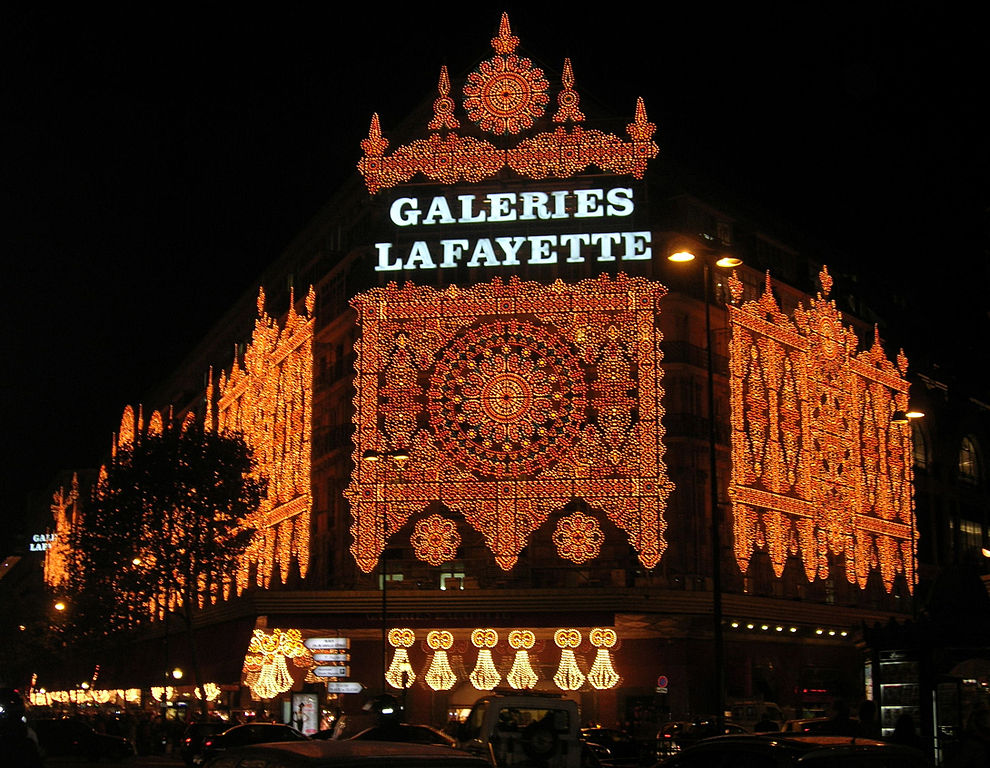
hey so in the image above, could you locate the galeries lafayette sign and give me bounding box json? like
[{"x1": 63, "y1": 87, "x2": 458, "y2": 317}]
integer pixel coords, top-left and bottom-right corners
[{"x1": 374, "y1": 186, "x2": 651, "y2": 271}]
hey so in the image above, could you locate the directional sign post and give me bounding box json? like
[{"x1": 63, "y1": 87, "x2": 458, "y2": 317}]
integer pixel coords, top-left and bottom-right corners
[
  {"x1": 313, "y1": 665, "x2": 350, "y2": 678},
  {"x1": 313, "y1": 652, "x2": 351, "y2": 663},
  {"x1": 325, "y1": 682, "x2": 363, "y2": 694},
  {"x1": 304, "y1": 637, "x2": 350, "y2": 651}
]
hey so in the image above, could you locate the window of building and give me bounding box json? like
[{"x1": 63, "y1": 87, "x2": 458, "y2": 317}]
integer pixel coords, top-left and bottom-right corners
[
  {"x1": 912, "y1": 422, "x2": 930, "y2": 469},
  {"x1": 959, "y1": 436, "x2": 980, "y2": 483}
]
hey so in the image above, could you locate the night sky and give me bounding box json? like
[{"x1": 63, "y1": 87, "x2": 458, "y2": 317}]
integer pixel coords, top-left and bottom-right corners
[{"x1": 3, "y1": 6, "x2": 986, "y2": 548}]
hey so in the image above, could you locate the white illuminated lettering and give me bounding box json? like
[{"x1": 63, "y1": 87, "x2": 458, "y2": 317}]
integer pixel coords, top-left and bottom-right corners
[
  {"x1": 458, "y1": 195, "x2": 487, "y2": 223},
  {"x1": 528, "y1": 235, "x2": 558, "y2": 264},
  {"x1": 592, "y1": 232, "x2": 622, "y2": 261},
  {"x1": 622, "y1": 231, "x2": 652, "y2": 260},
  {"x1": 495, "y1": 236, "x2": 526, "y2": 266},
  {"x1": 440, "y1": 239, "x2": 470, "y2": 268},
  {"x1": 467, "y1": 239, "x2": 500, "y2": 267},
  {"x1": 606, "y1": 187, "x2": 635, "y2": 217},
  {"x1": 405, "y1": 241, "x2": 436, "y2": 270},
  {"x1": 560, "y1": 233, "x2": 590, "y2": 263},
  {"x1": 390, "y1": 198, "x2": 421, "y2": 226},
  {"x1": 374, "y1": 243, "x2": 402, "y2": 271},
  {"x1": 550, "y1": 191, "x2": 569, "y2": 219},
  {"x1": 423, "y1": 196, "x2": 456, "y2": 225},
  {"x1": 574, "y1": 189, "x2": 605, "y2": 218},
  {"x1": 486, "y1": 193, "x2": 517, "y2": 222},
  {"x1": 520, "y1": 191, "x2": 552, "y2": 220}
]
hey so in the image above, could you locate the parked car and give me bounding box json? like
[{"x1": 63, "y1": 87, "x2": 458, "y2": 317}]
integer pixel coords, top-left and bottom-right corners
[
  {"x1": 656, "y1": 719, "x2": 748, "y2": 756},
  {"x1": 349, "y1": 723, "x2": 456, "y2": 747},
  {"x1": 580, "y1": 727, "x2": 653, "y2": 767},
  {"x1": 659, "y1": 733, "x2": 929, "y2": 768},
  {"x1": 195, "y1": 722, "x2": 309, "y2": 765},
  {"x1": 30, "y1": 717, "x2": 135, "y2": 761},
  {"x1": 199, "y1": 739, "x2": 490, "y2": 767},
  {"x1": 182, "y1": 720, "x2": 231, "y2": 766},
  {"x1": 781, "y1": 716, "x2": 860, "y2": 735}
]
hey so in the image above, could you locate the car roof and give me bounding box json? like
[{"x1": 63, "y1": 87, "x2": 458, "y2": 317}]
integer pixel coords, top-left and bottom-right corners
[{"x1": 205, "y1": 739, "x2": 490, "y2": 767}]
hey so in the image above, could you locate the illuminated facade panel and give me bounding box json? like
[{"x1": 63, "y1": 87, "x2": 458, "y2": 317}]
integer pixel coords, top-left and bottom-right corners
[
  {"x1": 728, "y1": 269, "x2": 916, "y2": 593},
  {"x1": 43, "y1": 473, "x2": 79, "y2": 589},
  {"x1": 357, "y1": 14, "x2": 658, "y2": 194},
  {"x1": 345, "y1": 274, "x2": 673, "y2": 572},
  {"x1": 216, "y1": 287, "x2": 315, "y2": 593}
]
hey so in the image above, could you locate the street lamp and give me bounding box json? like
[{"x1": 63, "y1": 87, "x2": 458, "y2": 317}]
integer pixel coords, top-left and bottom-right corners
[{"x1": 668, "y1": 247, "x2": 741, "y2": 730}]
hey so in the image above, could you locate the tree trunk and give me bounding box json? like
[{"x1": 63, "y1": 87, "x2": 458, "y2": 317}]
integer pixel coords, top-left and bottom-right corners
[{"x1": 180, "y1": 602, "x2": 210, "y2": 719}]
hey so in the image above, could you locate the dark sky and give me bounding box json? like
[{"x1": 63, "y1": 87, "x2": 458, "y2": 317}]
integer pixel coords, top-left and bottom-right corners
[{"x1": 2, "y1": 6, "x2": 986, "y2": 546}]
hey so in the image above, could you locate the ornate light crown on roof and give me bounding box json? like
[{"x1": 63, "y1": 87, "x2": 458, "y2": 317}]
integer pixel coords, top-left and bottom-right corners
[{"x1": 357, "y1": 13, "x2": 659, "y2": 195}]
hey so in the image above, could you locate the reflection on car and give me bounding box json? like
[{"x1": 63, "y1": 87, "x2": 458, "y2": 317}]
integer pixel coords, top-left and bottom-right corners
[
  {"x1": 182, "y1": 720, "x2": 230, "y2": 766},
  {"x1": 195, "y1": 722, "x2": 308, "y2": 765},
  {"x1": 200, "y1": 739, "x2": 491, "y2": 767},
  {"x1": 350, "y1": 723, "x2": 456, "y2": 747}
]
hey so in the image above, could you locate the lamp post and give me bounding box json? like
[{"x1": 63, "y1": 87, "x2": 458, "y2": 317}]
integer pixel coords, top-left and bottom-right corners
[
  {"x1": 361, "y1": 448, "x2": 410, "y2": 694},
  {"x1": 668, "y1": 248, "x2": 741, "y2": 730}
]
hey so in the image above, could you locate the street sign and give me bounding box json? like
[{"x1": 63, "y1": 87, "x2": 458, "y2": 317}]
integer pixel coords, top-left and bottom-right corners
[
  {"x1": 313, "y1": 652, "x2": 350, "y2": 662},
  {"x1": 313, "y1": 665, "x2": 350, "y2": 678},
  {"x1": 305, "y1": 637, "x2": 350, "y2": 650},
  {"x1": 325, "y1": 682, "x2": 363, "y2": 694}
]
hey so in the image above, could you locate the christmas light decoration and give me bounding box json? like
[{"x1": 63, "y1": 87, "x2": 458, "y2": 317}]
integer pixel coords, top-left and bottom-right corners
[
  {"x1": 242, "y1": 628, "x2": 310, "y2": 700},
  {"x1": 506, "y1": 629, "x2": 538, "y2": 689},
  {"x1": 195, "y1": 682, "x2": 222, "y2": 701},
  {"x1": 44, "y1": 474, "x2": 79, "y2": 588},
  {"x1": 553, "y1": 629, "x2": 585, "y2": 690},
  {"x1": 356, "y1": 14, "x2": 658, "y2": 194},
  {"x1": 411, "y1": 515, "x2": 461, "y2": 566},
  {"x1": 150, "y1": 687, "x2": 175, "y2": 702},
  {"x1": 386, "y1": 628, "x2": 417, "y2": 689},
  {"x1": 470, "y1": 628, "x2": 502, "y2": 690},
  {"x1": 552, "y1": 512, "x2": 604, "y2": 564},
  {"x1": 587, "y1": 627, "x2": 619, "y2": 689},
  {"x1": 424, "y1": 630, "x2": 457, "y2": 691},
  {"x1": 217, "y1": 287, "x2": 315, "y2": 592},
  {"x1": 345, "y1": 274, "x2": 673, "y2": 572},
  {"x1": 728, "y1": 268, "x2": 916, "y2": 593}
]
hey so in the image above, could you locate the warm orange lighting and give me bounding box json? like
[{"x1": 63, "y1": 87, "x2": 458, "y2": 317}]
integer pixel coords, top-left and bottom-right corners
[
  {"x1": 728, "y1": 267, "x2": 916, "y2": 593},
  {"x1": 345, "y1": 274, "x2": 673, "y2": 573},
  {"x1": 53, "y1": 601, "x2": 66, "y2": 612},
  {"x1": 469, "y1": 629, "x2": 501, "y2": 690},
  {"x1": 667, "y1": 251, "x2": 695, "y2": 263},
  {"x1": 357, "y1": 14, "x2": 657, "y2": 194},
  {"x1": 715, "y1": 256, "x2": 743, "y2": 268},
  {"x1": 217, "y1": 287, "x2": 315, "y2": 593},
  {"x1": 242, "y1": 628, "x2": 311, "y2": 700},
  {"x1": 44, "y1": 474, "x2": 79, "y2": 589},
  {"x1": 907, "y1": 410, "x2": 925, "y2": 419}
]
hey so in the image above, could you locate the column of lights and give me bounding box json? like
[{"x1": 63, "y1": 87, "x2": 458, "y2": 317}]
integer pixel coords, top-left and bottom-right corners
[
  {"x1": 470, "y1": 629, "x2": 502, "y2": 690},
  {"x1": 385, "y1": 628, "x2": 417, "y2": 690},
  {"x1": 424, "y1": 631, "x2": 457, "y2": 691},
  {"x1": 506, "y1": 630, "x2": 538, "y2": 690},
  {"x1": 553, "y1": 629, "x2": 585, "y2": 691}
]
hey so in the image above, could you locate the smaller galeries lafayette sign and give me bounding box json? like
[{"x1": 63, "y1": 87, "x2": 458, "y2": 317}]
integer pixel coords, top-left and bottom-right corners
[{"x1": 374, "y1": 186, "x2": 652, "y2": 272}]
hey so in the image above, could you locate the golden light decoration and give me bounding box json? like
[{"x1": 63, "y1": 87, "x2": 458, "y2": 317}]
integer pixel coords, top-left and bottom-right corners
[
  {"x1": 44, "y1": 473, "x2": 79, "y2": 589},
  {"x1": 728, "y1": 268, "x2": 916, "y2": 593},
  {"x1": 216, "y1": 286, "x2": 315, "y2": 593},
  {"x1": 346, "y1": 275, "x2": 673, "y2": 573},
  {"x1": 195, "y1": 683, "x2": 223, "y2": 701},
  {"x1": 587, "y1": 627, "x2": 620, "y2": 690},
  {"x1": 411, "y1": 515, "x2": 461, "y2": 566},
  {"x1": 356, "y1": 14, "x2": 658, "y2": 194},
  {"x1": 553, "y1": 629, "x2": 585, "y2": 691},
  {"x1": 552, "y1": 512, "x2": 604, "y2": 564},
  {"x1": 470, "y1": 628, "x2": 502, "y2": 690},
  {"x1": 424, "y1": 630, "x2": 457, "y2": 691},
  {"x1": 386, "y1": 628, "x2": 417, "y2": 689},
  {"x1": 242, "y1": 628, "x2": 310, "y2": 700},
  {"x1": 506, "y1": 629, "x2": 538, "y2": 690},
  {"x1": 150, "y1": 686, "x2": 175, "y2": 702}
]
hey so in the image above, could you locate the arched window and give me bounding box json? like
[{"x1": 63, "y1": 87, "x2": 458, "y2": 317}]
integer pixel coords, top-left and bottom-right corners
[{"x1": 958, "y1": 436, "x2": 980, "y2": 483}]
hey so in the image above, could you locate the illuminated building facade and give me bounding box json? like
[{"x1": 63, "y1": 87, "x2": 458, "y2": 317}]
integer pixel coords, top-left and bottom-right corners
[{"x1": 39, "y1": 12, "x2": 968, "y2": 743}]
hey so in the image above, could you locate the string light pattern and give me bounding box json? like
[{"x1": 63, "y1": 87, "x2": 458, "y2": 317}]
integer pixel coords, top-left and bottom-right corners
[
  {"x1": 506, "y1": 630, "x2": 538, "y2": 690},
  {"x1": 587, "y1": 627, "x2": 620, "y2": 689},
  {"x1": 470, "y1": 629, "x2": 502, "y2": 690},
  {"x1": 386, "y1": 628, "x2": 417, "y2": 689},
  {"x1": 552, "y1": 512, "x2": 604, "y2": 564},
  {"x1": 357, "y1": 14, "x2": 658, "y2": 194},
  {"x1": 44, "y1": 474, "x2": 80, "y2": 589},
  {"x1": 553, "y1": 629, "x2": 585, "y2": 690},
  {"x1": 728, "y1": 268, "x2": 916, "y2": 593},
  {"x1": 411, "y1": 515, "x2": 461, "y2": 566},
  {"x1": 424, "y1": 630, "x2": 457, "y2": 691},
  {"x1": 242, "y1": 628, "x2": 311, "y2": 700},
  {"x1": 345, "y1": 274, "x2": 673, "y2": 572},
  {"x1": 216, "y1": 287, "x2": 315, "y2": 593}
]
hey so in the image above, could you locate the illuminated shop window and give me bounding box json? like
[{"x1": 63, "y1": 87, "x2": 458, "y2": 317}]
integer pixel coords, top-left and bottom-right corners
[
  {"x1": 959, "y1": 436, "x2": 980, "y2": 483},
  {"x1": 949, "y1": 518, "x2": 983, "y2": 554}
]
